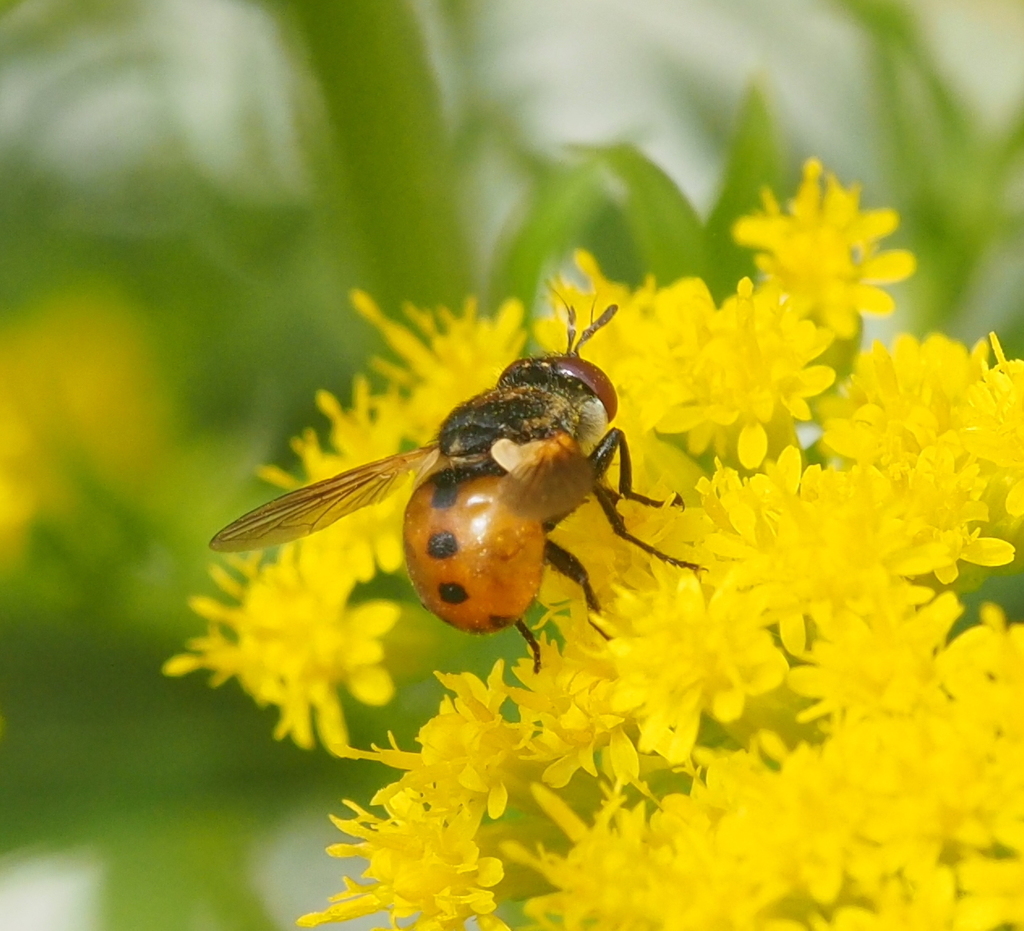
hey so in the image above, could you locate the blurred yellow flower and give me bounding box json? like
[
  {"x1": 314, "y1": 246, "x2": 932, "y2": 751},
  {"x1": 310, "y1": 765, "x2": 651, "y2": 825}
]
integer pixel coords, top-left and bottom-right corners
[
  {"x1": 0, "y1": 296, "x2": 169, "y2": 563},
  {"x1": 0, "y1": 395, "x2": 36, "y2": 562}
]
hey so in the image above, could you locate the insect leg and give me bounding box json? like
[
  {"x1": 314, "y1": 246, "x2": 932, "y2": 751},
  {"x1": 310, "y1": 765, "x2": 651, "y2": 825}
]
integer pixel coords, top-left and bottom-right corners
[
  {"x1": 515, "y1": 619, "x2": 542, "y2": 674},
  {"x1": 589, "y1": 429, "x2": 681, "y2": 508},
  {"x1": 545, "y1": 540, "x2": 600, "y2": 612},
  {"x1": 544, "y1": 540, "x2": 611, "y2": 641},
  {"x1": 593, "y1": 484, "x2": 701, "y2": 572}
]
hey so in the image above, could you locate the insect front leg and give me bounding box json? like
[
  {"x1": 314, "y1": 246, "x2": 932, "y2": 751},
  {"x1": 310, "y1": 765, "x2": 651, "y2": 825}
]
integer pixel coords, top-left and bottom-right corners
[
  {"x1": 589, "y1": 429, "x2": 700, "y2": 572},
  {"x1": 593, "y1": 485, "x2": 701, "y2": 571},
  {"x1": 589, "y1": 428, "x2": 682, "y2": 508}
]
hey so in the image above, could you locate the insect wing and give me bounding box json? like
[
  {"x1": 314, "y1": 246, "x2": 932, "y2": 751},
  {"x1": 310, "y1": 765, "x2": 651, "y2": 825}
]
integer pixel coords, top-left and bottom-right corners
[
  {"x1": 490, "y1": 433, "x2": 594, "y2": 522},
  {"x1": 210, "y1": 446, "x2": 441, "y2": 552}
]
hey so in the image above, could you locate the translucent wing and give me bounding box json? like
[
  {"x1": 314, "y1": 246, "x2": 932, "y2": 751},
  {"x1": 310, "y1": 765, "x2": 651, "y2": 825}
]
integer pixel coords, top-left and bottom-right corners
[
  {"x1": 490, "y1": 433, "x2": 594, "y2": 522},
  {"x1": 210, "y1": 446, "x2": 442, "y2": 552}
]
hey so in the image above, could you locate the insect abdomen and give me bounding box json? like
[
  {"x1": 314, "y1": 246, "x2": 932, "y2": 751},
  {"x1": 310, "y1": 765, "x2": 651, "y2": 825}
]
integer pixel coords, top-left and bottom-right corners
[{"x1": 403, "y1": 473, "x2": 545, "y2": 633}]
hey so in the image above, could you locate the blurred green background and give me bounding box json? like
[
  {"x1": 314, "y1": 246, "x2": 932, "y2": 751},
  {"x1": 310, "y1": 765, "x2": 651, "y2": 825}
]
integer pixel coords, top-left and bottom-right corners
[{"x1": 1, "y1": 1, "x2": 1023, "y2": 928}]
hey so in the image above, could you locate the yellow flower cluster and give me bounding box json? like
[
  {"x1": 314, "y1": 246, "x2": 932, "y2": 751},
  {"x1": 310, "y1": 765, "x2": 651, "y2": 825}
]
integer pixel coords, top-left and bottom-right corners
[
  {"x1": 179, "y1": 159, "x2": 1024, "y2": 929},
  {"x1": 821, "y1": 333, "x2": 1016, "y2": 584},
  {"x1": 539, "y1": 255, "x2": 835, "y2": 471},
  {"x1": 168, "y1": 295, "x2": 526, "y2": 751},
  {"x1": 733, "y1": 157, "x2": 916, "y2": 339},
  {"x1": 512, "y1": 603, "x2": 1024, "y2": 931}
]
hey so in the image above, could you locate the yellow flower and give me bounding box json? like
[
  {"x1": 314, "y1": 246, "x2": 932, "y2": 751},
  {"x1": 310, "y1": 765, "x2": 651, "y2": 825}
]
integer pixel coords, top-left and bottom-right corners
[
  {"x1": 176, "y1": 294, "x2": 529, "y2": 752},
  {"x1": 733, "y1": 158, "x2": 916, "y2": 339},
  {"x1": 822, "y1": 335, "x2": 1016, "y2": 582},
  {"x1": 0, "y1": 396, "x2": 36, "y2": 563},
  {"x1": 166, "y1": 543, "x2": 398, "y2": 752},
  {"x1": 703, "y1": 451, "x2": 915, "y2": 648},
  {"x1": 304, "y1": 664, "x2": 528, "y2": 931},
  {"x1": 651, "y1": 278, "x2": 836, "y2": 470},
  {"x1": 172, "y1": 163, "x2": 1024, "y2": 930},
  {"x1": 298, "y1": 792, "x2": 508, "y2": 931},
  {"x1": 351, "y1": 290, "x2": 526, "y2": 442},
  {"x1": 509, "y1": 625, "x2": 638, "y2": 789},
  {"x1": 0, "y1": 297, "x2": 169, "y2": 563},
  {"x1": 959, "y1": 334, "x2": 1024, "y2": 530},
  {"x1": 960, "y1": 335, "x2": 1024, "y2": 474},
  {"x1": 786, "y1": 590, "x2": 962, "y2": 722},
  {"x1": 544, "y1": 254, "x2": 835, "y2": 470},
  {"x1": 259, "y1": 382, "x2": 414, "y2": 580},
  {"x1": 822, "y1": 334, "x2": 987, "y2": 470},
  {"x1": 606, "y1": 566, "x2": 788, "y2": 762},
  {"x1": 508, "y1": 641, "x2": 1024, "y2": 930},
  {"x1": 381, "y1": 663, "x2": 525, "y2": 820}
]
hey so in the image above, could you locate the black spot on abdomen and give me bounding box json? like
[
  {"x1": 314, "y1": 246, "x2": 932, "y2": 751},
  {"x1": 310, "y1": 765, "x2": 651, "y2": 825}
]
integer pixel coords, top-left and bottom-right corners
[
  {"x1": 427, "y1": 531, "x2": 458, "y2": 559},
  {"x1": 439, "y1": 582, "x2": 468, "y2": 604},
  {"x1": 430, "y1": 474, "x2": 460, "y2": 510}
]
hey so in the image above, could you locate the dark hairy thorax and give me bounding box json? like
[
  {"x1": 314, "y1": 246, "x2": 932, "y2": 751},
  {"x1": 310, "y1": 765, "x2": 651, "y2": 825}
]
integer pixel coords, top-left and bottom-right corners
[{"x1": 437, "y1": 384, "x2": 582, "y2": 459}]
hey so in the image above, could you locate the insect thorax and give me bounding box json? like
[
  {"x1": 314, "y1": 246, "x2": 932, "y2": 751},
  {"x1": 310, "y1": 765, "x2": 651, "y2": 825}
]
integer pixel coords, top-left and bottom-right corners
[{"x1": 437, "y1": 385, "x2": 582, "y2": 458}]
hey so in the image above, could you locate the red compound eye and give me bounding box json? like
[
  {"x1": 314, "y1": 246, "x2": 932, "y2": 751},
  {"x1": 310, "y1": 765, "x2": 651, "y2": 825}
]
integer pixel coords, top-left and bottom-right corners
[{"x1": 551, "y1": 357, "x2": 618, "y2": 421}]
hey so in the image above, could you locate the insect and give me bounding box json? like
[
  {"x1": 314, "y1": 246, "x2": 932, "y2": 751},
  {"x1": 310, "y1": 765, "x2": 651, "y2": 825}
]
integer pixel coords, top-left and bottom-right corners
[{"x1": 210, "y1": 304, "x2": 699, "y2": 672}]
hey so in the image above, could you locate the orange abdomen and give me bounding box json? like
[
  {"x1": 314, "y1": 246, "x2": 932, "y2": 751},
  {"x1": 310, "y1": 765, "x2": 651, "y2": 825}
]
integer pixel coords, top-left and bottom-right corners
[{"x1": 403, "y1": 473, "x2": 546, "y2": 633}]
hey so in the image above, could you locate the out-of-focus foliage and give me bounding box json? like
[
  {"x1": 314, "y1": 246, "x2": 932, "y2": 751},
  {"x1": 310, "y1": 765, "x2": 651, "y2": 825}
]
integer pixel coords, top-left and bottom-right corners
[{"x1": 0, "y1": 0, "x2": 1022, "y2": 929}]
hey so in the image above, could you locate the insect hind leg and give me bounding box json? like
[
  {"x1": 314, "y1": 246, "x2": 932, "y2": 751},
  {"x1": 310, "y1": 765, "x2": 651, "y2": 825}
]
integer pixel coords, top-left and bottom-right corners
[
  {"x1": 515, "y1": 619, "x2": 542, "y2": 673},
  {"x1": 544, "y1": 540, "x2": 611, "y2": 641}
]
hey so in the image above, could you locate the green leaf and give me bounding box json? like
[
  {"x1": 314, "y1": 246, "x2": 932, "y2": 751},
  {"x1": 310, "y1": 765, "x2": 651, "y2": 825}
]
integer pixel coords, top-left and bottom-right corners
[
  {"x1": 280, "y1": 0, "x2": 472, "y2": 311},
  {"x1": 703, "y1": 84, "x2": 784, "y2": 302},
  {"x1": 489, "y1": 159, "x2": 609, "y2": 311},
  {"x1": 593, "y1": 144, "x2": 705, "y2": 285},
  {"x1": 102, "y1": 809, "x2": 280, "y2": 931},
  {"x1": 837, "y1": 0, "x2": 996, "y2": 331}
]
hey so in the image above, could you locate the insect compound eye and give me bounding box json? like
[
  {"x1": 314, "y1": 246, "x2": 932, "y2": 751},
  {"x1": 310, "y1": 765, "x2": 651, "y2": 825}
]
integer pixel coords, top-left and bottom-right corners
[
  {"x1": 551, "y1": 357, "x2": 618, "y2": 421},
  {"x1": 498, "y1": 357, "x2": 532, "y2": 385}
]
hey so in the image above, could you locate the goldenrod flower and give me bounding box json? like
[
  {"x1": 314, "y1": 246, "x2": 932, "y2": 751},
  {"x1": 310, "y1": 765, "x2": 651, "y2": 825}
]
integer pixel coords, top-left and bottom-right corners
[
  {"x1": 373, "y1": 663, "x2": 524, "y2": 819},
  {"x1": 605, "y1": 566, "x2": 788, "y2": 762},
  {"x1": 545, "y1": 254, "x2": 835, "y2": 469},
  {"x1": 822, "y1": 335, "x2": 1016, "y2": 582},
  {"x1": 351, "y1": 290, "x2": 526, "y2": 443},
  {"x1": 960, "y1": 334, "x2": 1024, "y2": 525},
  {"x1": 173, "y1": 296, "x2": 525, "y2": 752},
  {"x1": 166, "y1": 382, "x2": 412, "y2": 752},
  {"x1": 174, "y1": 163, "x2": 1024, "y2": 929},
  {"x1": 260, "y1": 382, "x2": 414, "y2": 580},
  {"x1": 733, "y1": 158, "x2": 916, "y2": 339},
  {"x1": 298, "y1": 793, "x2": 507, "y2": 931},
  {"x1": 167, "y1": 547, "x2": 398, "y2": 752}
]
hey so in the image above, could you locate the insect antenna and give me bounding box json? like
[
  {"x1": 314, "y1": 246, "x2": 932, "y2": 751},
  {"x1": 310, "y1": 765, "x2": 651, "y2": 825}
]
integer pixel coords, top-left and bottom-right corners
[
  {"x1": 565, "y1": 304, "x2": 578, "y2": 354},
  {"x1": 573, "y1": 304, "x2": 618, "y2": 354},
  {"x1": 550, "y1": 286, "x2": 579, "y2": 354}
]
